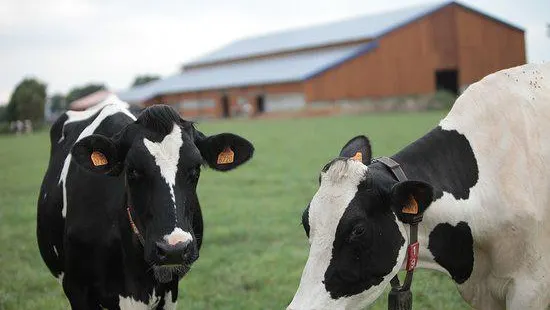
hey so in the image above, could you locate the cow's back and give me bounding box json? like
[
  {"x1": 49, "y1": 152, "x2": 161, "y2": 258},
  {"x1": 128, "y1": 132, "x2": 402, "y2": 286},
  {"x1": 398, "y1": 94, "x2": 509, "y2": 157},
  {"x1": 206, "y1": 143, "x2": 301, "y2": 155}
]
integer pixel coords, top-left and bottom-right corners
[
  {"x1": 440, "y1": 63, "x2": 550, "y2": 219},
  {"x1": 433, "y1": 63, "x2": 550, "y2": 308},
  {"x1": 37, "y1": 103, "x2": 135, "y2": 280}
]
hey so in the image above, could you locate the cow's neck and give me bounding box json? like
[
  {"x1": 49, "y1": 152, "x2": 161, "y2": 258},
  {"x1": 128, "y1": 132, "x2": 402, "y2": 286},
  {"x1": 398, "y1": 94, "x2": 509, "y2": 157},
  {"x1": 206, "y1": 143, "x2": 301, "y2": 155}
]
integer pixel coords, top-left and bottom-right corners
[
  {"x1": 118, "y1": 206, "x2": 151, "y2": 277},
  {"x1": 117, "y1": 206, "x2": 178, "y2": 298},
  {"x1": 391, "y1": 126, "x2": 477, "y2": 284}
]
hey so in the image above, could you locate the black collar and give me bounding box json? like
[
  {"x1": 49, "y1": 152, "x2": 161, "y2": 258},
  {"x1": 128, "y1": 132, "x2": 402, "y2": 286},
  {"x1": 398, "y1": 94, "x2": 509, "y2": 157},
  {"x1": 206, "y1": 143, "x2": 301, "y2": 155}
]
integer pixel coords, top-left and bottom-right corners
[{"x1": 372, "y1": 157, "x2": 420, "y2": 310}]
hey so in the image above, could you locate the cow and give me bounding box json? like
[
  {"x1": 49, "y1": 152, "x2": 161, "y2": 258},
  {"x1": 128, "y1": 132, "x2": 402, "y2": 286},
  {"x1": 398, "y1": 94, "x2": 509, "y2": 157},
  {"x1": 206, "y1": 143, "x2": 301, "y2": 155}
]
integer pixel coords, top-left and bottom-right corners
[
  {"x1": 37, "y1": 96, "x2": 254, "y2": 309},
  {"x1": 287, "y1": 62, "x2": 550, "y2": 310}
]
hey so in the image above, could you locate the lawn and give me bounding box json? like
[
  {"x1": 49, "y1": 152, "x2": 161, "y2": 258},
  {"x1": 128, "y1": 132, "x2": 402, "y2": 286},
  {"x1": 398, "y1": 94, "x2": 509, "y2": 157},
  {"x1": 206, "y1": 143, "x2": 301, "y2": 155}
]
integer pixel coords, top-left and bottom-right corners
[{"x1": 0, "y1": 111, "x2": 471, "y2": 309}]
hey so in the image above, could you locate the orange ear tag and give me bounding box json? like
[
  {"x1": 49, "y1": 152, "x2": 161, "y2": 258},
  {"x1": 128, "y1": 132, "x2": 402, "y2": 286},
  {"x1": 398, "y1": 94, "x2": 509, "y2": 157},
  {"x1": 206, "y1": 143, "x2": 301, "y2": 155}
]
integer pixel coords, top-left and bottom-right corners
[
  {"x1": 91, "y1": 151, "x2": 108, "y2": 167},
  {"x1": 217, "y1": 147, "x2": 235, "y2": 165},
  {"x1": 351, "y1": 152, "x2": 362, "y2": 162},
  {"x1": 402, "y1": 195, "x2": 419, "y2": 214}
]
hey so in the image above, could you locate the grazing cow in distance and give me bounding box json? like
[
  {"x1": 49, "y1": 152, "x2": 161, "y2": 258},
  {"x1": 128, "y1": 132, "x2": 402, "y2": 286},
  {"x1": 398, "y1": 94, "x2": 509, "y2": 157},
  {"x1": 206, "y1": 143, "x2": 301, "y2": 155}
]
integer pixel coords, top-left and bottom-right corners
[
  {"x1": 288, "y1": 62, "x2": 550, "y2": 310},
  {"x1": 37, "y1": 96, "x2": 254, "y2": 309}
]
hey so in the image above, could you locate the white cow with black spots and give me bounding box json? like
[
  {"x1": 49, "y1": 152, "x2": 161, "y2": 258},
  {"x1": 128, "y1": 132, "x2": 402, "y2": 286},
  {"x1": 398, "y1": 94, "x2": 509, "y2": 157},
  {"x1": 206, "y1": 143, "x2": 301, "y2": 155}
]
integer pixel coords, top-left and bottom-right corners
[{"x1": 288, "y1": 62, "x2": 550, "y2": 310}]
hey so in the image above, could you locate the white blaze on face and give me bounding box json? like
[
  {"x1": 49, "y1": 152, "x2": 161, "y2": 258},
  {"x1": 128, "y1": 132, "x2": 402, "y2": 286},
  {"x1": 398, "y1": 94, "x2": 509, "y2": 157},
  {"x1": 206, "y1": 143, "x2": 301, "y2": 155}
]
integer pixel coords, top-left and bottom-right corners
[
  {"x1": 289, "y1": 160, "x2": 369, "y2": 309},
  {"x1": 164, "y1": 227, "x2": 193, "y2": 245},
  {"x1": 143, "y1": 124, "x2": 183, "y2": 217}
]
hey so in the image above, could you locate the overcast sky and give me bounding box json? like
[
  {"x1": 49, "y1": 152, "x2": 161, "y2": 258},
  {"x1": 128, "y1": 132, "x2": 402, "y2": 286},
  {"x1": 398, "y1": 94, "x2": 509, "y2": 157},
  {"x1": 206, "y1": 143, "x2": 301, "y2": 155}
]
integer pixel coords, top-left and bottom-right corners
[{"x1": 1, "y1": 0, "x2": 548, "y2": 104}]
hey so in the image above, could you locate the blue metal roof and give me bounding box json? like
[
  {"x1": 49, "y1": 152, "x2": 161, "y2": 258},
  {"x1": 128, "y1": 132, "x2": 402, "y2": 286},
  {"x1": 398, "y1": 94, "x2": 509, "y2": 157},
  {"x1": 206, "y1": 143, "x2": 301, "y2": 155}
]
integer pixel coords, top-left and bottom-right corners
[
  {"x1": 186, "y1": 2, "x2": 446, "y2": 67},
  {"x1": 118, "y1": 43, "x2": 377, "y2": 103}
]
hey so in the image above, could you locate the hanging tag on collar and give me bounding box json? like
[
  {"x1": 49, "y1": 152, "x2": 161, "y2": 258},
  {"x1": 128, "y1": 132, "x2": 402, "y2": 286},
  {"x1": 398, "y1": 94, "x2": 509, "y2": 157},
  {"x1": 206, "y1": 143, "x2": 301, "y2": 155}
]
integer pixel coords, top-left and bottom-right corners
[{"x1": 406, "y1": 242, "x2": 419, "y2": 271}]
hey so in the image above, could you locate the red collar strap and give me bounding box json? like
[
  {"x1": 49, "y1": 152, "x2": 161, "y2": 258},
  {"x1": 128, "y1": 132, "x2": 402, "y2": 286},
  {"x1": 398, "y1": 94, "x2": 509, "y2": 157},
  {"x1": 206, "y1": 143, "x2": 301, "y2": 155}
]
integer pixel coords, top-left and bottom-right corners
[
  {"x1": 126, "y1": 206, "x2": 145, "y2": 246},
  {"x1": 372, "y1": 157, "x2": 421, "y2": 310},
  {"x1": 125, "y1": 174, "x2": 145, "y2": 247}
]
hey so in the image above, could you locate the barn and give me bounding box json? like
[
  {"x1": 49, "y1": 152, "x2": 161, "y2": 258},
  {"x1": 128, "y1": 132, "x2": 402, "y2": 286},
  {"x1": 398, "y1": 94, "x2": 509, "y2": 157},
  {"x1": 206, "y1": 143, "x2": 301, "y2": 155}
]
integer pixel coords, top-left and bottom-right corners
[{"x1": 118, "y1": 1, "x2": 525, "y2": 119}]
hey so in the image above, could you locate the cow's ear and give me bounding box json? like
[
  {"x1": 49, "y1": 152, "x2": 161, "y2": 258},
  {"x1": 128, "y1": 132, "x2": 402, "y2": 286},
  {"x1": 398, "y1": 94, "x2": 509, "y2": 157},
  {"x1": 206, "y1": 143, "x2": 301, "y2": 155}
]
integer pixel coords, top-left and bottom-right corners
[
  {"x1": 339, "y1": 135, "x2": 372, "y2": 164},
  {"x1": 71, "y1": 134, "x2": 123, "y2": 176},
  {"x1": 390, "y1": 180, "x2": 434, "y2": 224},
  {"x1": 196, "y1": 132, "x2": 254, "y2": 171}
]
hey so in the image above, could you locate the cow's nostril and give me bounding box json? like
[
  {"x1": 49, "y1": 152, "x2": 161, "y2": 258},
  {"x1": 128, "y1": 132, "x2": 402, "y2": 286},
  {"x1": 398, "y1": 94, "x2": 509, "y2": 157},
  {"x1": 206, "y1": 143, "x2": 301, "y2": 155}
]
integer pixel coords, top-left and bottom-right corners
[
  {"x1": 156, "y1": 248, "x2": 166, "y2": 259},
  {"x1": 155, "y1": 241, "x2": 168, "y2": 260},
  {"x1": 154, "y1": 240, "x2": 194, "y2": 265}
]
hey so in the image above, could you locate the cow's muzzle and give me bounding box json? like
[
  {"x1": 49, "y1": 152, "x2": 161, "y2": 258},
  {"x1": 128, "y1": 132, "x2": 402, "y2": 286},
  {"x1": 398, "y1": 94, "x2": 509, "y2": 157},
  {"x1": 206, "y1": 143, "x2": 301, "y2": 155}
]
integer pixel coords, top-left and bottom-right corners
[
  {"x1": 155, "y1": 240, "x2": 198, "y2": 266},
  {"x1": 152, "y1": 240, "x2": 199, "y2": 283}
]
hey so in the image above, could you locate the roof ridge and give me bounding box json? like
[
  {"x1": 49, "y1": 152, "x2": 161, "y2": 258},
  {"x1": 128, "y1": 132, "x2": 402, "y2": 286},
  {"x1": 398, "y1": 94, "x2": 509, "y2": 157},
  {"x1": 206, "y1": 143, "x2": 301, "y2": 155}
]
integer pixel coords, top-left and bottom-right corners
[
  {"x1": 186, "y1": 1, "x2": 448, "y2": 67},
  {"x1": 234, "y1": 2, "x2": 447, "y2": 45}
]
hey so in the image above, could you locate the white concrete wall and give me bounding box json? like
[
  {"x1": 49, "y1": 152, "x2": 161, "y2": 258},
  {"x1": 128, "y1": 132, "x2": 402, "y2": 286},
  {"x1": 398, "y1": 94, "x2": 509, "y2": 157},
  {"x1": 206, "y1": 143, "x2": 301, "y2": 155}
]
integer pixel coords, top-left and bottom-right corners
[
  {"x1": 264, "y1": 93, "x2": 305, "y2": 112},
  {"x1": 178, "y1": 99, "x2": 216, "y2": 110}
]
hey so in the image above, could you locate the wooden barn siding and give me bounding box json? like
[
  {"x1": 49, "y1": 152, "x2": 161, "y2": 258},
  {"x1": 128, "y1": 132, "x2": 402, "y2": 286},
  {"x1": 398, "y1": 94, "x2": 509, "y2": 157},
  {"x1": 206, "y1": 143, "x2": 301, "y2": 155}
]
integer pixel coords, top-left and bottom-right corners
[
  {"x1": 454, "y1": 5, "x2": 526, "y2": 86},
  {"x1": 304, "y1": 6, "x2": 457, "y2": 101},
  {"x1": 304, "y1": 4, "x2": 525, "y2": 102},
  {"x1": 145, "y1": 82, "x2": 303, "y2": 117}
]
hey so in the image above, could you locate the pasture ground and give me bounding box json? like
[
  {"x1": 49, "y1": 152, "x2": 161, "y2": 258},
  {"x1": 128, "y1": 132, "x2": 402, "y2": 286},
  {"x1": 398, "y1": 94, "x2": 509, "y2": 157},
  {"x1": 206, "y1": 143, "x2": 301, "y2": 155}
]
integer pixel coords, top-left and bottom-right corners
[{"x1": 0, "y1": 111, "x2": 471, "y2": 309}]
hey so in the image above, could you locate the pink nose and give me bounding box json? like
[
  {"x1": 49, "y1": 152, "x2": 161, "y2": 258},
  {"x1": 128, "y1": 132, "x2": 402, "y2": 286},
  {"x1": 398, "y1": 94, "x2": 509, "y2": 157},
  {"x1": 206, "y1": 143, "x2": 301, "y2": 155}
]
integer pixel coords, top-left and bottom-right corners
[{"x1": 164, "y1": 228, "x2": 192, "y2": 246}]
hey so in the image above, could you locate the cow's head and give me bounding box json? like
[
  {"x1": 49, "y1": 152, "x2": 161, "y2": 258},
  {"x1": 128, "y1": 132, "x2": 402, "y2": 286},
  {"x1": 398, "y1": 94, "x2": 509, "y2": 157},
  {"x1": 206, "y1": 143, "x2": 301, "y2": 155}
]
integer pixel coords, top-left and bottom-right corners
[
  {"x1": 288, "y1": 136, "x2": 433, "y2": 310},
  {"x1": 71, "y1": 105, "x2": 254, "y2": 282}
]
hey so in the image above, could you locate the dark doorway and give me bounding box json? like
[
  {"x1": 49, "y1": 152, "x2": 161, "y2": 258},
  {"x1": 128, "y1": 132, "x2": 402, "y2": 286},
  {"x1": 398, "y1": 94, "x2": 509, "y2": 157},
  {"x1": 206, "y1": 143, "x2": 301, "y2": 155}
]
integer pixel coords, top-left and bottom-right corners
[
  {"x1": 255, "y1": 95, "x2": 265, "y2": 114},
  {"x1": 221, "y1": 95, "x2": 230, "y2": 118},
  {"x1": 435, "y1": 69, "x2": 459, "y2": 95}
]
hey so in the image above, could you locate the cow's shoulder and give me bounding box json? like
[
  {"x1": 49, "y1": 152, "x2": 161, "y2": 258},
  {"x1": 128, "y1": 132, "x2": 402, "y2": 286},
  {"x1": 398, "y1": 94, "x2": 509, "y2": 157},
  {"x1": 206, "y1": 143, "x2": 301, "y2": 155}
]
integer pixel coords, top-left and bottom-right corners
[{"x1": 443, "y1": 63, "x2": 550, "y2": 130}]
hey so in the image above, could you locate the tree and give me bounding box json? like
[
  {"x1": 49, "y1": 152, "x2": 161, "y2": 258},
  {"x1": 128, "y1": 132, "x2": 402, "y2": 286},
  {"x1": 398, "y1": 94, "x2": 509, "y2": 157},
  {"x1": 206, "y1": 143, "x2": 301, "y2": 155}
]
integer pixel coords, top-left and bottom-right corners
[
  {"x1": 0, "y1": 105, "x2": 7, "y2": 122},
  {"x1": 131, "y1": 75, "x2": 160, "y2": 87},
  {"x1": 66, "y1": 84, "x2": 106, "y2": 104},
  {"x1": 6, "y1": 78, "x2": 47, "y2": 122},
  {"x1": 50, "y1": 93, "x2": 67, "y2": 112}
]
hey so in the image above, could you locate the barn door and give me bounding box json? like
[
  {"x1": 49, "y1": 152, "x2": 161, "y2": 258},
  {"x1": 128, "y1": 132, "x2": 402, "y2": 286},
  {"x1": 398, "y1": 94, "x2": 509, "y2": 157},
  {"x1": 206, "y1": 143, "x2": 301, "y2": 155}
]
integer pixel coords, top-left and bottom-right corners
[
  {"x1": 435, "y1": 69, "x2": 459, "y2": 95},
  {"x1": 255, "y1": 95, "x2": 265, "y2": 114},
  {"x1": 221, "y1": 95, "x2": 230, "y2": 118}
]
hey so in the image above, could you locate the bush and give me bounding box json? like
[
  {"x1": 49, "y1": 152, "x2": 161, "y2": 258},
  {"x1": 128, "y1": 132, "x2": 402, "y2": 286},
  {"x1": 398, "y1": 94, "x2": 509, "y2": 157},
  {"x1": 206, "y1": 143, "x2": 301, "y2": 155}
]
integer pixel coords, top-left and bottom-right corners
[
  {"x1": 0, "y1": 106, "x2": 6, "y2": 122},
  {"x1": 0, "y1": 122, "x2": 11, "y2": 135},
  {"x1": 6, "y1": 78, "x2": 47, "y2": 122},
  {"x1": 428, "y1": 90, "x2": 457, "y2": 110}
]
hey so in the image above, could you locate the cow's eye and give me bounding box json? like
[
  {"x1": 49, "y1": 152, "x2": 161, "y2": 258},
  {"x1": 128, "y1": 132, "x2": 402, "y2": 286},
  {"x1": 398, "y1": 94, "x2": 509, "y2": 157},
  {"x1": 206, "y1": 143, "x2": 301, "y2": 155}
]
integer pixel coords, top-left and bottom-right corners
[{"x1": 349, "y1": 225, "x2": 366, "y2": 242}]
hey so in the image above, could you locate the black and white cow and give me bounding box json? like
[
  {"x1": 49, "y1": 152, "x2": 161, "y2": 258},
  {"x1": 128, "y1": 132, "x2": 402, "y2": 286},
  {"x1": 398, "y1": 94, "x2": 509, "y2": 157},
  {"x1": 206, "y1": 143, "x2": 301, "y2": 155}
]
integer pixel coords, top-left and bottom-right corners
[
  {"x1": 288, "y1": 62, "x2": 550, "y2": 310},
  {"x1": 37, "y1": 96, "x2": 254, "y2": 309}
]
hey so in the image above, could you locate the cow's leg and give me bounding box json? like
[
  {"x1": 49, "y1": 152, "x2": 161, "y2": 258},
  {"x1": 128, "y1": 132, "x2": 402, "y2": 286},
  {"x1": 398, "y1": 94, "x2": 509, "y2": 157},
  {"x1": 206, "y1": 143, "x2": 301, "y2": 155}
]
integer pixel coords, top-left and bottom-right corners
[
  {"x1": 62, "y1": 278, "x2": 102, "y2": 310},
  {"x1": 506, "y1": 277, "x2": 550, "y2": 310},
  {"x1": 161, "y1": 288, "x2": 178, "y2": 310}
]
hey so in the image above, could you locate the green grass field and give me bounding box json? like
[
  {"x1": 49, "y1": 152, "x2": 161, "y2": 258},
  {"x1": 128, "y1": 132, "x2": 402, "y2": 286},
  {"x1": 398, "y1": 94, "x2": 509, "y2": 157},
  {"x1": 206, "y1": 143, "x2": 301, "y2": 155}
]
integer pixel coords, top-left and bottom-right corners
[{"x1": 0, "y1": 111, "x2": 471, "y2": 309}]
